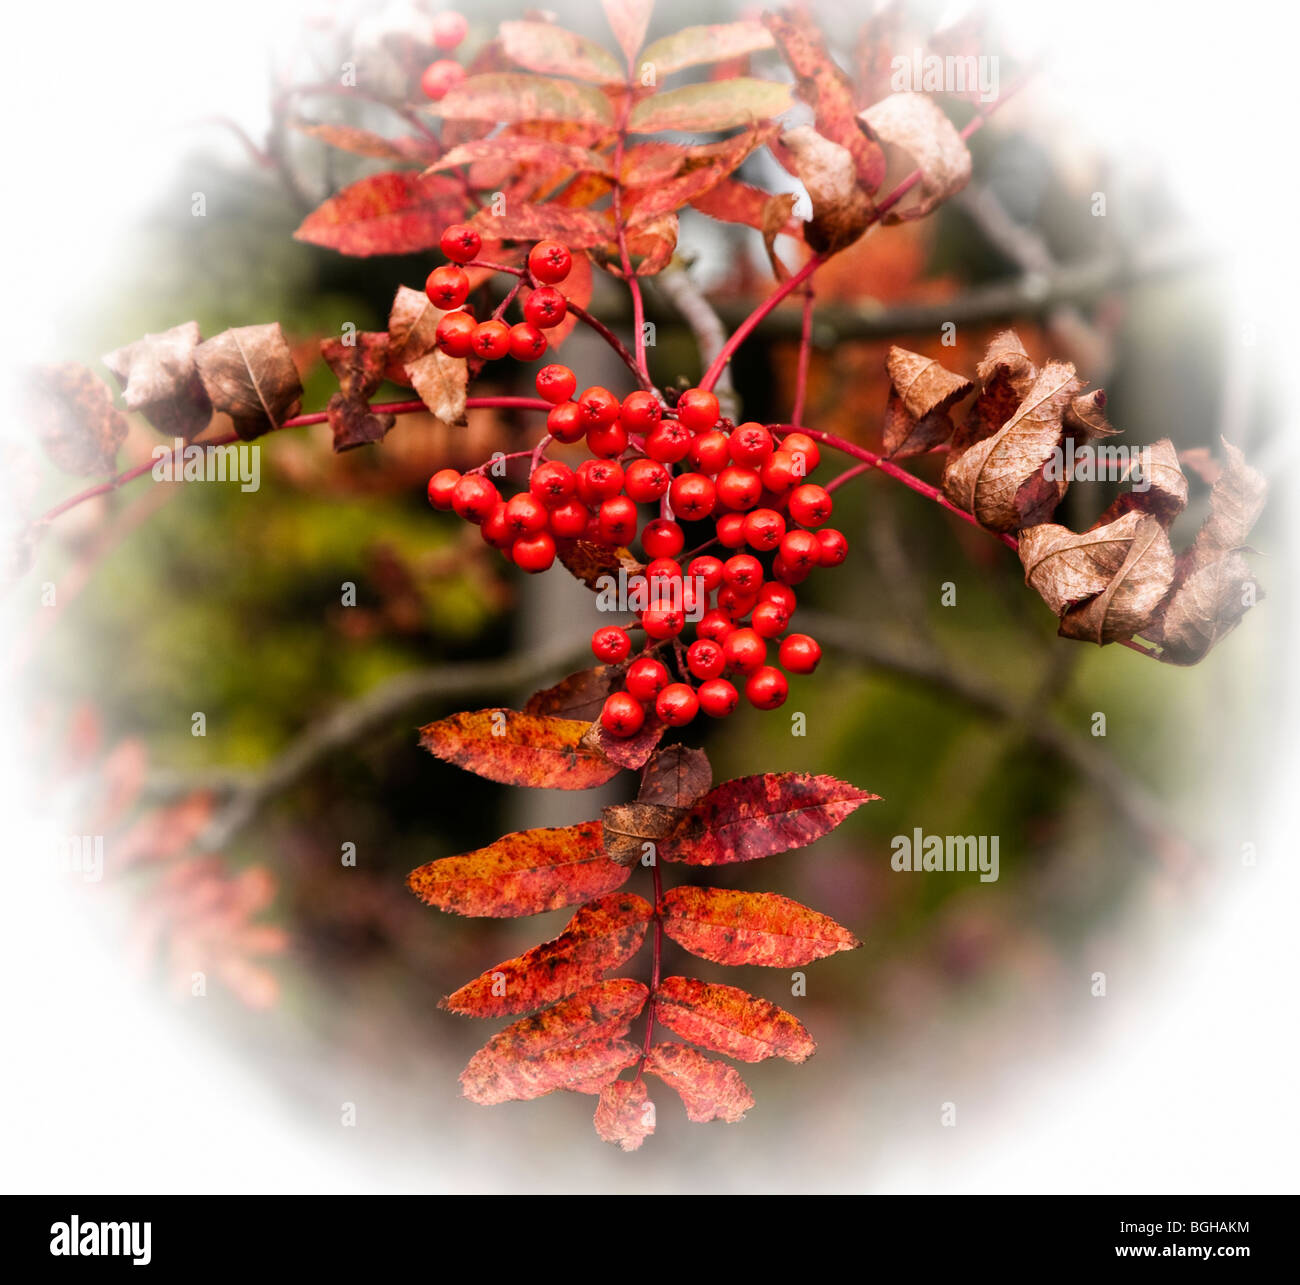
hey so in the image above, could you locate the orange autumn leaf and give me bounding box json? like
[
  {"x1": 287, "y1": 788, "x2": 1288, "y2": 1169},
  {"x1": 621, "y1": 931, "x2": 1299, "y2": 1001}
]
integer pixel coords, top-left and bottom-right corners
[
  {"x1": 594, "y1": 1077, "x2": 656, "y2": 1151},
  {"x1": 661, "y1": 886, "x2": 861, "y2": 967},
  {"x1": 662, "y1": 772, "x2": 876, "y2": 865},
  {"x1": 459, "y1": 979, "x2": 648, "y2": 1105},
  {"x1": 407, "y1": 820, "x2": 629, "y2": 919},
  {"x1": 419, "y1": 709, "x2": 620, "y2": 790},
  {"x1": 644, "y1": 1043, "x2": 754, "y2": 1123},
  {"x1": 653, "y1": 976, "x2": 816, "y2": 1063},
  {"x1": 442, "y1": 892, "x2": 653, "y2": 1016}
]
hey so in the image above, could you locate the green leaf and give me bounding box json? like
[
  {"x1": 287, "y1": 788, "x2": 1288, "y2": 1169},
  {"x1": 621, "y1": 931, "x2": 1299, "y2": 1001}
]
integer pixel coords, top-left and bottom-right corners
[
  {"x1": 628, "y1": 79, "x2": 793, "y2": 133},
  {"x1": 640, "y1": 22, "x2": 774, "y2": 76}
]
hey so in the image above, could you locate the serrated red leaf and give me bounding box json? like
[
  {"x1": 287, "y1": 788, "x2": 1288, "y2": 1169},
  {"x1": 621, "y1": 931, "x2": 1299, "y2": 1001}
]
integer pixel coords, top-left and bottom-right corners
[
  {"x1": 762, "y1": 11, "x2": 885, "y2": 192},
  {"x1": 581, "y1": 712, "x2": 664, "y2": 771},
  {"x1": 661, "y1": 886, "x2": 861, "y2": 966},
  {"x1": 662, "y1": 772, "x2": 877, "y2": 865},
  {"x1": 624, "y1": 126, "x2": 776, "y2": 224},
  {"x1": 293, "y1": 171, "x2": 463, "y2": 257},
  {"x1": 640, "y1": 21, "x2": 774, "y2": 76},
  {"x1": 601, "y1": 0, "x2": 653, "y2": 63},
  {"x1": 524, "y1": 661, "x2": 630, "y2": 722},
  {"x1": 294, "y1": 122, "x2": 439, "y2": 163},
  {"x1": 654, "y1": 976, "x2": 815, "y2": 1063},
  {"x1": 466, "y1": 1038, "x2": 639, "y2": 1104},
  {"x1": 627, "y1": 79, "x2": 794, "y2": 134},
  {"x1": 425, "y1": 136, "x2": 613, "y2": 181},
  {"x1": 443, "y1": 893, "x2": 653, "y2": 1015},
  {"x1": 500, "y1": 21, "x2": 625, "y2": 84},
  {"x1": 594, "y1": 1078, "x2": 656, "y2": 1150},
  {"x1": 419, "y1": 709, "x2": 621, "y2": 789},
  {"x1": 472, "y1": 203, "x2": 612, "y2": 250},
  {"x1": 459, "y1": 979, "x2": 648, "y2": 1104},
  {"x1": 644, "y1": 1043, "x2": 754, "y2": 1123},
  {"x1": 407, "y1": 820, "x2": 630, "y2": 919},
  {"x1": 436, "y1": 73, "x2": 615, "y2": 127}
]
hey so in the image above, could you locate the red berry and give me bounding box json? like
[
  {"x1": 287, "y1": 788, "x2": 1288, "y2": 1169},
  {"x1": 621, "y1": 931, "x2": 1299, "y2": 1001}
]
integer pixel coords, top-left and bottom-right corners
[
  {"x1": 686, "y1": 555, "x2": 724, "y2": 592},
  {"x1": 503, "y1": 492, "x2": 548, "y2": 538},
  {"x1": 729, "y1": 422, "x2": 774, "y2": 467},
  {"x1": 781, "y1": 431, "x2": 822, "y2": 473},
  {"x1": 626, "y1": 657, "x2": 671, "y2": 701},
  {"x1": 427, "y1": 468, "x2": 461, "y2": 509},
  {"x1": 722, "y1": 553, "x2": 763, "y2": 591},
  {"x1": 431, "y1": 11, "x2": 468, "y2": 50},
  {"x1": 425, "y1": 264, "x2": 469, "y2": 309},
  {"x1": 772, "y1": 554, "x2": 811, "y2": 586},
  {"x1": 751, "y1": 600, "x2": 789, "y2": 639},
  {"x1": 760, "y1": 449, "x2": 802, "y2": 493},
  {"x1": 578, "y1": 385, "x2": 620, "y2": 428},
  {"x1": 697, "y1": 610, "x2": 736, "y2": 643},
  {"x1": 689, "y1": 429, "x2": 731, "y2": 474},
  {"x1": 435, "y1": 310, "x2": 476, "y2": 357},
  {"x1": 744, "y1": 665, "x2": 788, "y2": 710},
  {"x1": 779, "y1": 528, "x2": 821, "y2": 570},
  {"x1": 529, "y1": 460, "x2": 575, "y2": 507},
  {"x1": 546, "y1": 401, "x2": 585, "y2": 444},
  {"x1": 645, "y1": 557, "x2": 682, "y2": 587},
  {"x1": 641, "y1": 518, "x2": 684, "y2": 560},
  {"x1": 714, "y1": 512, "x2": 747, "y2": 548},
  {"x1": 723, "y1": 627, "x2": 766, "y2": 674},
  {"x1": 815, "y1": 528, "x2": 849, "y2": 567},
  {"x1": 698, "y1": 678, "x2": 738, "y2": 718},
  {"x1": 508, "y1": 321, "x2": 547, "y2": 362},
  {"x1": 439, "y1": 223, "x2": 480, "y2": 264},
  {"x1": 512, "y1": 531, "x2": 556, "y2": 573},
  {"x1": 677, "y1": 388, "x2": 720, "y2": 432},
  {"x1": 523, "y1": 286, "x2": 568, "y2": 329},
  {"x1": 592, "y1": 626, "x2": 631, "y2": 664},
  {"x1": 716, "y1": 466, "x2": 763, "y2": 511},
  {"x1": 620, "y1": 390, "x2": 662, "y2": 433},
  {"x1": 470, "y1": 319, "x2": 511, "y2": 360},
  {"x1": 480, "y1": 501, "x2": 513, "y2": 548},
  {"x1": 655, "y1": 682, "x2": 699, "y2": 727},
  {"x1": 645, "y1": 421, "x2": 692, "y2": 464},
  {"x1": 451, "y1": 474, "x2": 499, "y2": 523},
  {"x1": 743, "y1": 508, "x2": 785, "y2": 551},
  {"x1": 642, "y1": 606, "x2": 684, "y2": 640},
  {"x1": 528, "y1": 240, "x2": 572, "y2": 285},
  {"x1": 548, "y1": 499, "x2": 590, "y2": 538},
  {"x1": 624, "y1": 458, "x2": 670, "y2": 503},
  {"x1": 779, "y1": 633, "x2": 821, "y2": 674},
  {"x1": 535, "y1": 363, "x2": 577, "y2": 404},
  {"x1": 687, "y1": 638, "x2": 726, "y2": 680},
  {"x1": 601, "y1": 691, "x2": 644, "y2": 737},
  {"x1": 587, "y1": 421, "x2": 629, "y2": 459},
  {"x1": 577, "y1": 459, "x2": 625, "y2": 504},
  {"x1": 758, "y1": 582, "x2": 797, "y2": 615},
  {"x1": 421, "y1": 59, "x2": 465, "y2": 101},
  {"x1": 668, "y1": 473, "x2": 716, "y2": 522},
  {"x1": 717, "y1": 586, "x2": 758, "y2": 620},
  {"x1": 788, "y1": 483, "x2": 833, "y2": 528},
  {"x1": 598, "y1": 495, "x2": 639, "y2": 544}
]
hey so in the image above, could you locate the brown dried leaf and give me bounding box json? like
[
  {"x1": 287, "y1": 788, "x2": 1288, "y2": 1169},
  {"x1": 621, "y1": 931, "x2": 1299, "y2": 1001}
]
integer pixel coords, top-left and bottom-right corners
[
  {"x1": 637, "y1": 744, "x2": 712, "y2": 810},
  {"x1": 102, "y1": 322, "x2": 212, "y2": 441},
  {"x1": 780, "y1": 125, "x2": 874, "y2": 255},
  {"x1": 525, "y1": 661, "x2": 631, "y2": 722},
  {"x1": 948, "y1": 329, "x2": 1037, "y2": 458},
  {"x1": 27, "y1": 363, "x2": 129, "y2": 475},
  {"x1": 1065, "y1": 389, "x2": 1118, "y2": 442},
  {"x1": 405, "y1": 348, "x2": 469, "y2": 424},
  {"x1": 601, "y1": 801, "x2": 683, "y2": 867},
  {"x1": 860, "y1": 93, "x2": 971, "y2": 223},
  {"x1": 325, "y1": 393, "x2": 395, "y2": 452},
  {"x1": 882, "y1": 346, "x2": 973, "y2": 457},
  {"x1": 556, "y1": 538, "x2": 644, "y2": 590},
  {"x1": 1095, "y1": 438, "x2": 1188, "y2": 526},
  {"x1": 192, "y1": 323, "x2": 303, "y2": 441}
]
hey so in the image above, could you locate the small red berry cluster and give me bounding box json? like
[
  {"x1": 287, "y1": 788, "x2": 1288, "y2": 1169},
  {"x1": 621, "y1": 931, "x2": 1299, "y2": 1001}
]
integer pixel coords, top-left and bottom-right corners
[
  {"x1": 420, "y1": 12, "x2": 469, "y2": 102},
  {"x1": 426, "y1": 225, "x2": 572, "y2": 365},
  {"x1": 423, "y1": 232, "x2": 847, "y2": 737}
]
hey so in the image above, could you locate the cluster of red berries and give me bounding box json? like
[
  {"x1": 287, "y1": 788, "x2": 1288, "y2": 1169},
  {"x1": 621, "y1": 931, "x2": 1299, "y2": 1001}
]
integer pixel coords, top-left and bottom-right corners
[
  {"x1": 423, "y1": 231, "x2": 846, "y2": 736},
  {"x1": 425, "y1": 225, "x2": 573, "y2": 364},
  {"x1": 420, "y1": 11, "x2": 468, "y2": 101}
]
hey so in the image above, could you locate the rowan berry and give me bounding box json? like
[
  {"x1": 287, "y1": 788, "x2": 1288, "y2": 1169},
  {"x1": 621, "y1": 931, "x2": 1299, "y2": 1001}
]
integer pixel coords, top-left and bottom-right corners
[
  {"x1": 451, "y1": 474, "x2": 498, "y2": 523},
  {"x1": 744, "y1": 665, "x2": 788, "y2": 710},
  {"x1": 619, "y1": 390, "x2": 662, "y2": 432},
  {"x1": 655, "y1": 683, "x2": 699, "y2": 726},
  {"x1": 716, "y1": 465, "x2": 762, "y2": 511},
  {"x1": 435, "y1": 310, "x2": 476, "y2": 357},
  {"x1": 722, "y1": 627, "x2": 766, "y2": 674},
  {"x1": 625, "y1": 657, "x2": 671, "y2": 701},
  {"x1": 641, "y1": 606, "x2": 684, "y2": 640},
  {"x1": 529, "y1": 461, "x2": 574, "y2": 506},
  {"x1": 523, "y1": 286, "x2": 568, "y2": 329},
  {"x1": 697, "y1": 609, "x2": 736, "y2": 642},
  {"x1": 677, "y1": 388, "x2": 720, "y2": 432},
  {"x1": 686, "y1": 555, "x2": 724, "y2": 592},
  {"x1": 439, "y1": 223, "x2": 480, "y2": 263},
  {"x1": 722, "y1": 553, "x2": 763, "y2": 591},
  {"x1": 779, "y1": 528, "x2": 821, "y2": 570},
  {"x1": 668, "y1": 473, "x2": 716, "y2": 521},
  {"x1": 815, "y1": 528, "x2": 849, "y2": 566},
  {"x1": 577, "y1": 459, "x2": 625, "y2": 504},
  {"x1": 686, "y1": 638, "x2": 725, "y2": 680},
  {"x1": 425, "y1": 265, "x2": 469, "y2": 309},
  {"x1": 546, "y1": 401, "x2": 585, "y2": 444},
  {"x1": 528, "y1": 240, "x2": 572, "y2": 285},
  {"x1": 781, "y1": 431, "x2": 821, "y2": 473},
  {"x1": 548, "y1": 499, "x2": 590, "y2": 538},
  {"x1": 598, "y1": 496, "x2": 639, "y2": 544},
  {"x1": 586, "y1": 421, "x2": 628, "y2": 459},
  {"x1": 641, "y1": 518, "x2": 684, "y2": 560},
  {"x1": 729, "y1": 422, "x2": 774, "y2": 466},
  {"x1": 645, "y1": 421, "x2": 693, "y2": 464},
  {"x1": 688, "y1": 429, "x2": 731, "y2": 474},
  {"x1": 623, "y1": 458, "x2": 670, "y2": 502},
  {"x1": 427, "y1": 468, "x2": 461, "y2": 509},
  {"x1": 535, "y1": 363, "x2": 576, "y2": 404},
  {"x1": 421, "y1": 60, "x2": 465, "y2": 101},
  {"x1": 431, "y1": 11, "x2": 468, "y2": 50},
  {"x1": 508, "y1": 322, "x2": 547, "y2": 362},
  {"x1": 600, "y1": 691, "x2": 644, "y2": 737},
  {"x1": 698, "y1": 678, "x2": 739, "y2": 718},
  {"x1": 714, "y1": 512, "x2": 747, "y2": 548},
  {"x1": 578, "y1": 385, "x2": 620, "y2": 428},
  {"x1": 512, "y1": 532, "x2": 556, "y2": 573},
  {"x1": 592, "y1": 626, "x2": 631, "y2": 663},
  {"x1": 778, "y1": 633, "x2": 822, "y2": 674},
  {"x1": 470, "y1": 319, "x2": 511, "y2": 360},
  {"x1": 743, "y1": 508, "x2": 785, "y2": 551},
  {"x1": 788, "y1": 483, "x2": 833, "y2": 527}
]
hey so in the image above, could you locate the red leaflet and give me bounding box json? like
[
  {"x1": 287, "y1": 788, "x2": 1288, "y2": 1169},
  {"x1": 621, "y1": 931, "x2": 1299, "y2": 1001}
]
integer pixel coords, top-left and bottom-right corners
[
  {"x1": 581, "y1": 711, "x2": 665, "y2": 771},
  {"x1": 472, "y1": 203, "x2": 612, "y2": 250},
  {"x1": 499, "y1": 20, "x2": 625, "y2": 84},
  {"x1": 653, "y1": 976, "x2": 816, "y2": 1063},
  {"x1": 662, "y1": 772, "x2": 877, "y2": 864},
  {"x1": 443, "y1": 893, "x2": 653, "y2": 1015},
  {"x1": 661, "y1": 886, "x2": 861, "y2": 967},
  {"x1": 644, "y1": 1044, "x2": 754, "y2": 1123},
  {"x1": 419, "y1": 709, "x2": 621, "y2": 790},
  {"x1": 293, "y1": 172, "x2": 463, "y2": 257},
  {"x1": 761, "y1": 12, "x2": 886, "y2": 192},
  {"x1": 294, "y1": 123, "x2": 439, "y2": 163},
  {"x1": 407, "y1": 821, "x2": 629, "y2": 918},
  {"x1": 594, "y1": 1078, "x2": 656, "y2": 1151},
  {"x1": 460, "y1": 979, "x2": 647, "y2": 1105},
  {"x1": 525, "y1": 662, "x2": 631, "y2": 722},
  {"x1": 600, "y1": 0, "x2": 653, "y2": 63}
]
